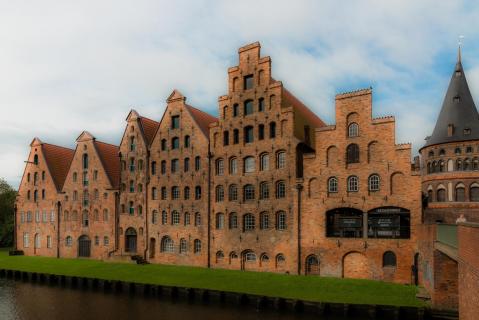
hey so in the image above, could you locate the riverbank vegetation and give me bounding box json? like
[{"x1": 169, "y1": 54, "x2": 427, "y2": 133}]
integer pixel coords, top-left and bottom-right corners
[
  {"x1": 0, "y1": 179, "x2": 16, "y2": 247},
  {"x1": 0, "y1": 249, "x2": 424, "y2": 307}
]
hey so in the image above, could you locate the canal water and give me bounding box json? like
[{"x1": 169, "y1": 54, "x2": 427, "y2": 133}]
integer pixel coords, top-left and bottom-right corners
[{"x1": 0, "y1": 279, "x2": 375, "y2": 320}]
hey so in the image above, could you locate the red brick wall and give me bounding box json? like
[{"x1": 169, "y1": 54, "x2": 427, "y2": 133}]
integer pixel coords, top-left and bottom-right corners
[{"x1": 458, "y1": 223, "x2": 479, "y2": 319}]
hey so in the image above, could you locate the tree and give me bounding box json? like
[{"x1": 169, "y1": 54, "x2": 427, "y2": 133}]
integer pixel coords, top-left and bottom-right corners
[{"x1": 0, "y1": 178, "x2": 17, "y2": 247}]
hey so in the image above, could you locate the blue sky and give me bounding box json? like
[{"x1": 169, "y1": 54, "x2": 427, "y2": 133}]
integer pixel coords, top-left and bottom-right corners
[{"x1": 1, "y1": 0, "x2": 479, "y2": 188}]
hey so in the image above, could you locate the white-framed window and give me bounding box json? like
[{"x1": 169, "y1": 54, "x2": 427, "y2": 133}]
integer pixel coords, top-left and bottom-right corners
[
  {"x1": 216, "y1": 185, "x2": 224, "y2": 202},
  {"x1": 42, "y1": 210, "x2": 48, "y2": 223},
  {"x1": 172, "y1": 211, "x2": 180, "y2": 225},
  {"x1": 179, "y1": 238, "x2": 187, "y2": 253},
  {"x1": 368, "y1": 174, "x2": 380, "y2": 191},
  {"x1": 195, "y1": 212, "x2": 201, "y2": 226},
  {"x1": 229, "y1": 157, "x2": 237, "y2": 174},
  {"x1": 260, "y1": 182, "x2": 269, "y2": 199},
  {"x1": 47, "y1": 235, "x2": 52, "y2": 248},
  {"x1": 244, "y1": 156, "x2": 255, "y2": 173},
  {"x1": 50, "y1": 210, "x2": 55, "y2": 222},
  {"x1": 276, "y1": 211, "x2": 287, "y2": 230},
  {"x1": 347, "y1": 176, "x2": 359, "y2": 192},
  {"x1": 276, "y1": 151, "x2": 286, "y2": 169},
  {"x1": 216, "y1": 158, "x2": 224, "y2": 176},
  {"x1": 244, "y1": 214, "x2": 255, "y2": 231},
  {"x1": 194, "y1": 239, "x2": 201, "y2": 254},
  {"x1": 228, "y1": 184, "x2": 238, "y2": 201},
  {"x1": 104, "y1": 236, "x2": 109, "y2": 246},
  {"x1": 161, "y1": 236, "x2": 174, "y2": 253},
  {"x1": 348, "y1": 122, "x2": 359, "y2": 137},
  {"x1": 66, "y1": 236, "x2": 73, "y2": 247},
  {"x1": 328, "y1": 177, "x2": 338, "y2": 193},
  {"x1": 35, "y1": 210, "x2": 40, "y2": 223},
  {"x1": 260, "y1": 212, "x2": 269, "y2": 229},
  {"x1": 216, "y1": 213, "x2": 225, "y2": 229},
  {"x1": 276, "y1": 181, "x2": 286, "y2": 198},
  {"x1": 245, "y1": 252, "x2": 256, "y2": 262},
  {"x1": 243, "y1": 184, "x2": 255, "y2": 201},
  {"x1": 23, "y1": 233, "x2": 29, "y2": 248},
  {"x1": 260, "y1": 153, "x2": 269, "y2": 171}
]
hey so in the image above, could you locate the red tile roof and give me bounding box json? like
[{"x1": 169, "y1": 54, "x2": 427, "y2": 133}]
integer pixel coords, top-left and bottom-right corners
[
  {"x1": 41, "y1": 143, "x2": 75, "y2": 191},
  {"x1": 139, "y1": 116, "x2": 160, "y2": 147},
  {"x1": 185, "y1": 104, "x2": 218, "y2": 136},
  {"x1": 94, "y1": 141, "x2": 120, "y2": 188},
  {"x1": 283, "y1": 88, "x2": 326, "y2": 128}
]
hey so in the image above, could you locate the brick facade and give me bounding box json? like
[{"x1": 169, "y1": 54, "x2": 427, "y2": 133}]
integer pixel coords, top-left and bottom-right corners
[
  {"x1": 458, "y1": 222, "x2": 479, "y2": 320},
  {"x1": 13, "y1": 42, "x2": 477, "y2": 309}
]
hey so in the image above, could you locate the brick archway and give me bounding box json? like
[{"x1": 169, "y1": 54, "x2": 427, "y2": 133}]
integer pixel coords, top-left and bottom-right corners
[{"x1": 342, "y1": 251, "x2": 369, "y2": 279}]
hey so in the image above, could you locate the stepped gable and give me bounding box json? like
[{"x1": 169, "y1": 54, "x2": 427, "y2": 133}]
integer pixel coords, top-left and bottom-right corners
[{"x1": 423, "y1": 47, "x2": 479, "y2": 148}]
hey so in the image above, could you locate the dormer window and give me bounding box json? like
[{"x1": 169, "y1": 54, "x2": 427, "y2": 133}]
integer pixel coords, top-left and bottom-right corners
[
  {"x1": 453, "y1": 96, "x2": 460, "y2": 103},
  {"x1": 244, "y1": 75, "x2": 253, "y2": 90},
  {"x1": 464, "y1": 128, "x2": 471, "y2": 136},
  {"x1": 455, "y1": 70, "x2": 462, "y2": 77},
  {"x1": 447, "y1": 124, "x2": 455, "y2": 137}
]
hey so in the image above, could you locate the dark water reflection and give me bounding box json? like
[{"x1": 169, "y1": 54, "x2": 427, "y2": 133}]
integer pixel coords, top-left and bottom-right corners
[{"x1": 0, "y1": 279, "x2": 374, "y2": 320}]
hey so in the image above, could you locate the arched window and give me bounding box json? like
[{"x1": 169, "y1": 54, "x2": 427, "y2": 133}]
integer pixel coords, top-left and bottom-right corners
[
  {"x1": 328, "y1": 177, "x2": 338, "y2": 193},
  {"x1": 427, "y1": 188, "x2": 433, "y2": 202},
  {"x1": 243, "y1": 214, "x2": 255, "y2": 231},
  {"x1": 456, "y1": 159, "x2": 462, "y2": 171},
  {"x1": 464, "y1": 158, "x2": 471, "y2": 171},
  {"x1": 184, "y1": 135, "x2": 190, "y2": 148},
  {"x1": 229, "y1": 213, "x2": 238, "y2": 229},
  {"x1": 260, "y1": 212, "x2": 269, "y2": 229},
  {"x1": 245, "y1": 252, "x2": 256, "y2": 262},
  {"x1": 179, "y1": 238, "x2": 187, "y2": 253},
  {"x1": 439, "y1": 149, "x2": 446, "y2": 156},
  {"x1": 347, "y1": 176, "x2": 359, "y2": 192},
  {"x1": 229, "y1": 157, "x2": 238, "y2": 174},
  {"x1": 244, "y1": 156, "x2": 255, "y2": 173},
  {"x1": 348, "y1": 123, "x2": 359, "y2": 137},
  {"x1": 346, "y1": 144, "x2": 359, "y2": 164},
  {"x1": 172, "y1": 211, "x2": 180, "y2": 225},
  {"x1": 243, "y1": 184, "x2": 255, "y2": 201},
  {"x1": 228, "y1": 184, "x2": 238, "y2": 201},
  {"x1": 194, "y1": 212, "x2": 201, "y2": 226},
  {"x1": 439, "y1": 160, "x2": 445, "y2": 172},
  {"x1": 276, "y1": 254, "x2": 285, "y2": 267},
  {"x1": 161, "y1": 211, "x2": 168, "y2": 225},
  {"x1": 171, "y1": 137, "x2": 179, "y2": 149},
  {"x1": 130, "y1": 136, "x2": 135, "y2": 151},
  {"x1": 428, "y1": 150, "x2": 434, "y2": 157},
  {"x1": 161, "y1": 236, "x2": 174, "y2": 253},
  {"x1": 216, "y1": 251, "x2": 225, "y2": 263},
  {"x1": 82, "y1": 154, "x2": 88, "y2": 169},
  {"x1": 368, "y1": 174, "x2": 380, "y2": 191},
  {"x1": 276, "y1": 181, "x2": 286, "y2": 198},
  {"x1": 195, "y1": 186, "x2": 201, "y2": 200},
  {"x1": 216, "y1": 158, "x2": 224, "y2": 175},
  {"x1": 437, "y1": 188, "x2": 446, "y2": 202},
  {"x1": 306, "y1": 255, "x2": 320, "y2": 275},
  {"x1": 195, "y1": 156, "x2": 201, "y2": 171},
  {"x1": 455, "y1": 147, "x2": 462, "y2": 155},
  {"x1": 455, "y1": 184, "x2": 465, "y2": 202},
  {"x1": 215, "y1": 185, "x2": 224, "y2": 202},
  {"x1": 66, "y1": 236, "x2": 72, "y2": 246},
  {"x1": 260, "y1": 254, "x2": 269, "y2": 264},
  {"x1": 260, "y1": 182, "x2": 269, "y2": 199},
  {"x1": 82, "y1": 210, "x2": 89, "y2": 227},
  {"x1": 194, "y1": 239, "x2": 201, "y2": 254},
  {"x1": 216, "y1": 213, "x2": 225, "y2": 229},
  {"x1": 269, "y1": 122, "x2": 276, "y2": 138},
  {"x1": 470, "y1": 184, "x2": 479, "y2": 202},
  {"x1": 276, "y1": 151, "x2": 286, "y2": 169},
  {"x1": 383, "y1": 251, "x2": 397, "y2": 267},
  {"x1": 33, "y1": 154, "x2": 39, "y2": 165},
  {"x1": 473, "y1": 158, "x2": 479, "y2": 170},
  {"x1": 184, "y1": 186, "x2": 190, "y2": 200},
  {"x1": 276, "y1": 211, "x2": 286, "y2": 230},
  {"x1": 260, "y1": 153, "x2": 269, "y2": 171}
]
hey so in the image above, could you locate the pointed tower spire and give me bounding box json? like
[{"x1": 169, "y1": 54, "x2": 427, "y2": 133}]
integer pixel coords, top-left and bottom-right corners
[{"x1": 423, "y1": 48, "x2": 479, "y2": 148}]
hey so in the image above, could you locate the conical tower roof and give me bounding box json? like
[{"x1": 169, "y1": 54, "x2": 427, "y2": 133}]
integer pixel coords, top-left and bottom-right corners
[{"x1": 423, "y1": 47, "x2": 479, "y2": 148}]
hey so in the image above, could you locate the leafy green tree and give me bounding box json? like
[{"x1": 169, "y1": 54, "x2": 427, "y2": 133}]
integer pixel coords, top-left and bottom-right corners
[{"x1": 0, "y1": 178, "x2": 17, "y2": 247}]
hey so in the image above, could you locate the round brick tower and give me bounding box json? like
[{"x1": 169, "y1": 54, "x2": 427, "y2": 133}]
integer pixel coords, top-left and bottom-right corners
[{"x1": 420, "y1": 47, "x2": 479, "y2": 223}]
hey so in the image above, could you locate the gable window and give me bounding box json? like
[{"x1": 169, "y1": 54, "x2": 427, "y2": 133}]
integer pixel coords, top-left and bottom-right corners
[
  {"x1": 244, "y1": 75, "x2": 254, "y2": 90},
  {"x1": 348, "y1": 123, "x2": 359, "y2": 137},
  {"x1": 83, "y1": 172, "x2": 89, "y2": 186},
  {"x1": 129, "y1": 201, "x2": 134, "y2": 215},
  {"x1": 223, "y1": 131, "x2": 229, "y2": 146},
  {"x1": 129, "y1": 136, "x2": 135, "y2": 151},
  {"x1": 233, "y1": 129, "x2": 239, "y2": 144},
  {"x1": 244, "y1": 156, "x2": 255, "y2": 173},
  {"x1": 346, "y1": 144, "x2": 360, "y2": 164},
  {"x1": 161, "y1": 139, "x2": 167, "y2": 151},
  {"x1": 82, "y1": 154, "x2": 88, "y2": 169},
  {"x1": 368, "y1": 174, "x2": 380, "y2": 191},
  {"x1": 129, "y1": 180, "x2": 134, "y2": 193},
  {"x1": 233, "y1": 104, "x2": 239, "y2": 117},
  {"x1": 129, "y1": 158, "x2": 135, "y2": 172},
  {"x1": 258, "y1": 98, "x2": 265, "y2": 112},
  {"x1": 33, "y1": 154, "x2": 39, "y2": 165},
  {"x1": 269, "y1": 122, "x2": 276, "y2": 138},
  {"x1": 195, "y1": 156, "x2": 201, "y2": 171},
  {"x1": 328, "y1": 177, "x2": 338, "y2": 193},
  {"x1": 184, "y1": 135, "x2": 190, "y2": 148},
  {"x1": 171, "y1": 115, "x2": 180, "y2": 129},
  {"x1": 172, "y1": 137, "x2": 179, "y2": 149},
  {"x1": 347, "y1": 176, "x2": 359, "y2": 192},
  {"x1": 244, "y1": 100, "x2": 254, "y2": 115},
  {"x1": 151, "y1": 161, "x2": 157, "y2": 175}
]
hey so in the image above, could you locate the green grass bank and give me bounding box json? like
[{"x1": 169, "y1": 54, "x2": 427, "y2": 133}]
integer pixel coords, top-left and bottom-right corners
[{"x1": 0, "y1": 249, "x2": 424, "y2": 307}]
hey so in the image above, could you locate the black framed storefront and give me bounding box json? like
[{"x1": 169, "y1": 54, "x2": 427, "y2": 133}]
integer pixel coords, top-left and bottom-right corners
[{"x1": 326, "y1": 206, "x2": 410, "y2": 239}]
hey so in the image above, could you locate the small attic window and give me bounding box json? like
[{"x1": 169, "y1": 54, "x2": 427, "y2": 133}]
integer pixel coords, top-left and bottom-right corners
[
  {"x1": 448, "y1": 124, "x2": 455, "y2": 137},
  {"x1": 455, "y1": 70, "x2": 462, "y2": 77},
  {"x1": 453, "y1": 96, "x2": 461, "y2": 103},
  {"x1": 464, "y1": 128, "x2": 471, "y2": 135}
]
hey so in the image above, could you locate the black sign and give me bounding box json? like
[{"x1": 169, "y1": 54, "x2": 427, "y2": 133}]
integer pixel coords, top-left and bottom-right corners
[{"x1": 369, "y1": 207, "x2": 409, "y2": 214}]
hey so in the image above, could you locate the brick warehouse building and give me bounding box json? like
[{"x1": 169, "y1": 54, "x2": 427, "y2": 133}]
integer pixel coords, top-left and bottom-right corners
[{"x1": 13, "y1": 42, "x2": 479, "y2": 303}]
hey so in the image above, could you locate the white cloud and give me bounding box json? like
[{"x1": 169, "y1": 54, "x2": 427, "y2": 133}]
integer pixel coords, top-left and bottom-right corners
[{"x1": 0, "y1": 0, "x2": 478, "y2": 187}]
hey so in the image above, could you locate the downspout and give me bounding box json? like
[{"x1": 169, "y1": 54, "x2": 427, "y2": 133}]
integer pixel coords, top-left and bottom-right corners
[
  {"x1": 143, "y1": 150, "x2": 150, "y2": 260},
  {"x1": 296, "y1": 183, "x2": 303, "y2": 275},
  {"x1": 13, "y1": 202, "x2": 17, "y2": 251},
  {"x1": 207, "y1": 146, "x2": 212, "y2": 268},
  {"x1": 56, "y1": 200, "x2": 61, "y2": 258}
]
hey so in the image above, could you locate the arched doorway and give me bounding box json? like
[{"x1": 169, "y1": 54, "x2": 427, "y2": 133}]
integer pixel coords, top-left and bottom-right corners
[
  {"x1": 78, "y1": 235, "x2": 91, "y2": 257},
  {"x1": 343, "y1": 252, "x2": 369, "y2": 279},
  {"x1": 125, "y1": 228, "x2": 137, "y2": 253},
  {"x1": 305, "y1": 255, "x2": 320, "y2": 275},
  {"x1": 149, "y1": 238, "x2": 156, "y2": 258}
]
